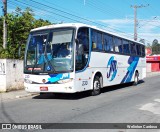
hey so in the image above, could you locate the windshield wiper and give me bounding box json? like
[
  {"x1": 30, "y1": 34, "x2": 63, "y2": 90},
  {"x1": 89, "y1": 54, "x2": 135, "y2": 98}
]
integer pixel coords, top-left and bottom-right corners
[{"x1": 31, "y1": 54, "x2": 42, "y2": 74}]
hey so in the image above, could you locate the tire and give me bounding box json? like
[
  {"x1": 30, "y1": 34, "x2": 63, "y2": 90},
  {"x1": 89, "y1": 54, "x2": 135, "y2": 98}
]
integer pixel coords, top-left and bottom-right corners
[
  {"x1": 40, "y1": 92, "x2": 45, "y2": 95},
  {"x1": 133, "y1": 72, "x2": 139, "y2": 85},
  {"x1": 90, "y1": 76, "x2": 101, "y2": 96}
]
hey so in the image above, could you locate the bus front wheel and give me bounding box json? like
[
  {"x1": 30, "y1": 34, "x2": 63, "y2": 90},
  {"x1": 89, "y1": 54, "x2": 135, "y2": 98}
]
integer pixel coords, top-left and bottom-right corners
[{"x1": 90, "y1": 76, "x2": 101, "y2": 96}]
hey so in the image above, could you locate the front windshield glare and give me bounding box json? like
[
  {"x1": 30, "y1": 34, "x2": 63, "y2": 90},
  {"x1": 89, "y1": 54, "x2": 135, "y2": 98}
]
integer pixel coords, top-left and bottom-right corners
[
  {"x1": 26, "y1": 34, "x2": 47, "y2": 66},
  {"x1": 25, "y1": 29, "x2": 74, "y2": 73}
]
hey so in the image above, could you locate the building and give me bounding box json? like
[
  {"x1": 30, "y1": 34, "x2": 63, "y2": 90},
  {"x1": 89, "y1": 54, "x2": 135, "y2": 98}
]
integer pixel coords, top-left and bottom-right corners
[{"x1": 146, "y1": 55, "x2": 160, "y2": 72}]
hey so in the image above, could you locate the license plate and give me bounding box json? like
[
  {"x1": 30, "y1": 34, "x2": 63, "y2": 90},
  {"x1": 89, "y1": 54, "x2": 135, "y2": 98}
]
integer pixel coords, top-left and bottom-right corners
[{"x1": 40, "y1": 87, "x2": 48, "y2": 91}]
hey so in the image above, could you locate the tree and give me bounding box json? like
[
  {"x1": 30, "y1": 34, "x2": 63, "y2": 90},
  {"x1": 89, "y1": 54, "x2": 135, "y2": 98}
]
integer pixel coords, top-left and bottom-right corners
[
  {"x1": 146, "y1": 43, "x2": 152, "y2": 48},
  {"x1": 0, "y1": 17, "x2": 3, "y2": 47},
  {"x1": 0, "y1": 7, "x2": 52, "y2": 59},
  {"x1": 139, "y1": 39, "x2": 145, "y2": 44},
  {"x1": 152, "y1": 39, "x2": 160, "y2": 55},
  {"x1": 152, "y1": 39, "x2": 158, "y2": 46}
]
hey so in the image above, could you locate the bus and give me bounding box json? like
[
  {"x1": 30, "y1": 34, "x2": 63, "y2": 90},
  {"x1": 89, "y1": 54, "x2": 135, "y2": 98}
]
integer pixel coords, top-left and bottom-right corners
[{"x1": 24, "y1": 23, "x2": 146, "y2": 96}]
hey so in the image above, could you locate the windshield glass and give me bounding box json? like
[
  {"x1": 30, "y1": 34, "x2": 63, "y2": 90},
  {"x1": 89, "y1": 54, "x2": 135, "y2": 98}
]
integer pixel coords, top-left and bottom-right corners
[{"x1": 24, "y1": 28, "x2": 74, "y2": 73}]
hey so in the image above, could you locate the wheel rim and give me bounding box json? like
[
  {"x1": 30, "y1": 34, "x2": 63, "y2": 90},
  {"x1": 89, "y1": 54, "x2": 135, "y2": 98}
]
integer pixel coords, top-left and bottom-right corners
[
  {"x1": 135, "y1": 76, "x2": 137, "y2": 83},
  {"x1": 94, "y1": 80, "x2": 100, "y2": 91},
  {"x1": 135, "y1": 74, "x2": 139, "y2": 84}
]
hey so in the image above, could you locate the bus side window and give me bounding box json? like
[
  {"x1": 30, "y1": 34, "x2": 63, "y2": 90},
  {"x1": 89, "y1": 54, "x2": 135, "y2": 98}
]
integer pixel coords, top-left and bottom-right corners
[
  {"x1": 76, "y1": 27, "x2": 89, "y2": 71},
  {"x1": 130, "y1": 42, "x2": 136, "y2": 55},
  {"x1": 142, "y1": 45, "x2": 145, "y2": 57},
  {"x1": 104, "y1": 34, "x2": 114, "y2": 52},
  {"x1": 114, "y1": 37, "x2": 122, "y2": 53},
  {"x1": 92, "y1": 42, "x2": 97, "y2": 49},
  {"x1": 139, "y1": 45, "x2": 142, "y2": 56},
  {"x1": 123, "y1": 40, "x2": 130, "y2": 54},
  {"x1": 136, "y1": 44, "x2": 141, "y2": 56},
  {"x1": 91, "y1": 30, "x2": 102, "y2": 51}
]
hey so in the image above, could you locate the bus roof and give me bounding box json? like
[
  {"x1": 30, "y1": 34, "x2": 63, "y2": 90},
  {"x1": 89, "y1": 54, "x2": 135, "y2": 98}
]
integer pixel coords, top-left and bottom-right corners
[{"x1": 31, "y1": 23, "x2": 144, "y2": 45}]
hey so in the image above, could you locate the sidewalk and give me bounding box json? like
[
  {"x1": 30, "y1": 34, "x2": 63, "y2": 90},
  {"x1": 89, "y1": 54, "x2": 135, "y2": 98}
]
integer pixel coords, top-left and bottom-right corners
[
  {"x1": 0, "y1": 71, "x2": 160, "y2": 101},
  {"x1": 0, "y1": 90, "x2": 37, "y2": 102},
  {"x1": 146, "y1": 71, "x2": 160, "y2": 77}
]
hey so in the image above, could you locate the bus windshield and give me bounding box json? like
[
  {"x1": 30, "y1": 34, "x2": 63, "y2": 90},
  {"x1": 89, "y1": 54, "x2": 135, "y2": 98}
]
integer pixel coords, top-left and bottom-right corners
[{"x1": 24, "y1": 28, "x2": 75, "y2": 74}]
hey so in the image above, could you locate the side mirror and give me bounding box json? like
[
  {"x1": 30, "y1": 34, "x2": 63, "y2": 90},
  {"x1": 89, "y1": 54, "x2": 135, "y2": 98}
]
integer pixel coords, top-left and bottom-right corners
[
  {"x1": 77, "y1": 44, "x2": 84, "y2": 55},
  {"x1": 75, "y1": 38, "x2": 84, "y2": 55}
]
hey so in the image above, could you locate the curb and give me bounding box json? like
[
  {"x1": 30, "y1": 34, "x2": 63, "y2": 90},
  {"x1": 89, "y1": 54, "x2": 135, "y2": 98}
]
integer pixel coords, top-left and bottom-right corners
[
  {"x1": 16, "y1": 93, "x2": 39, "y2": 99},
  {"x1": 146, "y1": 72, "x2": 160, "y2": 78}
]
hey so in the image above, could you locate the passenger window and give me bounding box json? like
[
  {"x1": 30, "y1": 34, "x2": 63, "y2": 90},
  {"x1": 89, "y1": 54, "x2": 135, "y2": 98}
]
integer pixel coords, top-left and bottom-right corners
[
  {"x1": 104, "y1": 34, "x2": 114, "y2": 52},
  {"x1": 77, "y1": 28, "x2": 89, "y2": 52},
  {"x1": 76, "y1": 27, "x2": 89, "y2": 71},
  {"x1": 114, "y1": 37, "x2": 123, "y2": 53},
  {"x1": 130, "y1": 42, "x2": 136, "y2": 55},
  {"x1": 136, "y1": 44, "x2": 141, "y2": 56},
  {"x1": 141, "y1": 45, "x2": 145, "y2": 57},
  {"x1": 91, "y1": 30, "x2": 103, "y2": 51},
  {"x1": 123, "y1": 40, "x2": 130, "y2": 54}
]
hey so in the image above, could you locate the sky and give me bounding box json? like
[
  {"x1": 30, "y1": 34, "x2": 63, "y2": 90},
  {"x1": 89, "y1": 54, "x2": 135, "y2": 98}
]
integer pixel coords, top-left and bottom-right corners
[{"x1": 1, "y1": 0, "x2": 160, "y2": 44}]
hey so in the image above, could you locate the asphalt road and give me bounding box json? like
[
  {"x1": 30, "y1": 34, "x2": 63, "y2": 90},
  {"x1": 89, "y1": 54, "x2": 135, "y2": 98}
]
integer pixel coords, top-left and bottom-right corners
[{"x1": 0, "y1": 75, "x2": 160, "y2": 132}]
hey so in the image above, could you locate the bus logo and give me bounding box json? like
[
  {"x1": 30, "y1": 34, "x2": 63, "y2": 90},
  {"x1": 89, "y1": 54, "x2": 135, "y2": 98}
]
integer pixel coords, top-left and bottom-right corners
[
  {"x1": 60, "y1": 73, "x2": 70, "y2": 80},
  {"x1": 107, "y1": 56, "x2": 118, "y2": 81}
]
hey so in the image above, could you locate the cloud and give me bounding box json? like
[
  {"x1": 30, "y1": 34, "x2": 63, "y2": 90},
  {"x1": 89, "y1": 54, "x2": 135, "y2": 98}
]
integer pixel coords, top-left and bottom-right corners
[
  {"x1": 138, "y1": 33, "x2": 160, "y2": 43},
  {"x1": 138, "y1": 19, "x2": 160, "y2": 32},
  {"x1": 99, "y1": 17, "x2": 160, "y2": 44},
  {"x1": 99, "y1": 19, "x2": 133, "y2": 25}
]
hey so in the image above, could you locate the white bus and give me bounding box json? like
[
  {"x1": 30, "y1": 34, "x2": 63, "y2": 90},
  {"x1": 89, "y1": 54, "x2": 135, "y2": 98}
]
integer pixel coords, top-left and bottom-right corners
[{"x1": 24, "y1": 23, "x2": 146, "y2": 96}]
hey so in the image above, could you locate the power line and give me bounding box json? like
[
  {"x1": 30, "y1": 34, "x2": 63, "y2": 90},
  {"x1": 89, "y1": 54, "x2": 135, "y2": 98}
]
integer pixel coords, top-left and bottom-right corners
[
  {"x1": 14, "y1": 0, "x2": 125, "y2": 33},
  {"x1": 9, "y1": 0, "x2": 152, "y2": 43},
  {"x1": 14, "y1": 0, "x2": 82, "y2": 23},
  {"x1": 30, "y1": 1, "x2": 153, "y2": 43},
  {"x1": 144, "y1": 0, "x2": 160, "y2": 16},
  {"x1": 42, "y1": 0, "x2": 133, "y2": 34},
  {"x1": 42, "y1": 0, "x2": 83, "y2": 21},
  {"x1": 26, "y1": 0, "x2": 136, "y2": 38},
  {"x1": 8, "y1": 0, "x2": 61, "y2": 23},
  {"x1": 80, "y1": 0, "x2": 132, "y2": 19},
  {"x1": 138, "y1": 17, "x2": 160, "y2": 29}
]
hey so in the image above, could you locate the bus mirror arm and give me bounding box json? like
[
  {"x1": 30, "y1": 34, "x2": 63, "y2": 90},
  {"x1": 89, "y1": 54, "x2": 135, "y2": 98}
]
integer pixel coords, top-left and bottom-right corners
[{"x1": 75, "y1": 38, "x2": 79, "y2": 45}]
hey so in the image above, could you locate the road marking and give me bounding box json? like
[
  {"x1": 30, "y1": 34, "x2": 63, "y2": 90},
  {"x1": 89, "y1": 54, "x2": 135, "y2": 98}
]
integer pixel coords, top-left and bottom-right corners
[
  {"x1": 154, "y1": 99, "x2": 160, "y2": 102},
  {"x1": 139, "y1": 99, "x2": 160, "y2": 115},
  {"x1": 16, "y1": 93, "x2": 38, "y2": 98}
]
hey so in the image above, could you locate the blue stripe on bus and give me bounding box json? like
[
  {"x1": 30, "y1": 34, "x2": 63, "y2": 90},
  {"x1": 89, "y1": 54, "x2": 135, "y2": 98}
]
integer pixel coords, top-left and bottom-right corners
[
  {"x1": 121, "y1": 56, "x2": 139, "y2": 83},
  {"x1": 46, "y1": 73, "x2": 70, "y2": 84}
]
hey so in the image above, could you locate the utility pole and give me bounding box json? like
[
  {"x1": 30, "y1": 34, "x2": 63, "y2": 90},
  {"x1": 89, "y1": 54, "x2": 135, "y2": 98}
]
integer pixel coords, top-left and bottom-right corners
[
  {"x1": 131, "y1": 4, "x2": 149, "y2": 41},
  {"x1": 2, "y1": 0, "x2": 7, "y2": 49}
]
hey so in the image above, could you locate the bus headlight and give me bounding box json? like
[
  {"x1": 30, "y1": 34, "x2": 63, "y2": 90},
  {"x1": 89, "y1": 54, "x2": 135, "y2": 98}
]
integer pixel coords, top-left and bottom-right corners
[
  {"x1": 24, "y1": 79, "x2": 33, "y2": 84},
  {"x1": 58, "y1": 78, "x2": 73, "y2": 84}
]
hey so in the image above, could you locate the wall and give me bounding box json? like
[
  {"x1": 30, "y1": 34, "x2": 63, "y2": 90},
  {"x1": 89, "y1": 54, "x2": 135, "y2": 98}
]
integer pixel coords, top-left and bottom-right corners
[
  {"x1": 146, "y1": 56, "x2": 160, "y2": 72},
  {"x1": 146, "y1": 63, "x2": 151, "y2": 72},
  {"x1": 0, "y1": 59, "x2": 6, "y2": 91},
  {"x1": 0, "y1": 59, "x2": 24, "y2": 92}
]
